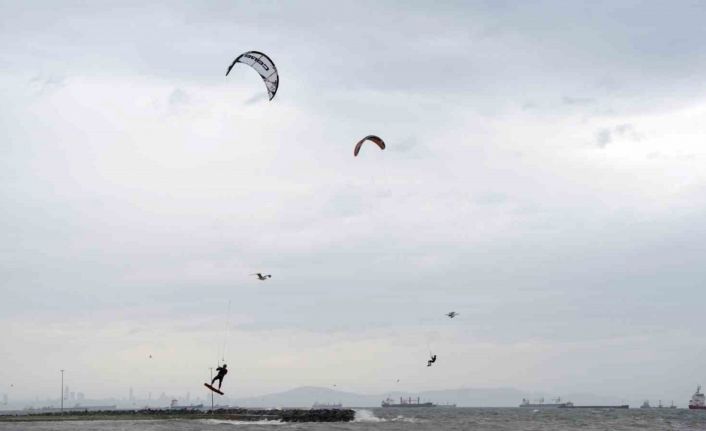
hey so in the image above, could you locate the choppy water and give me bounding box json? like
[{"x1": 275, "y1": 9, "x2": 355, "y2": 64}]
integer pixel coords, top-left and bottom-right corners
[{"x1": 2, "y1": 408, "x2": 706, "y2": 431}]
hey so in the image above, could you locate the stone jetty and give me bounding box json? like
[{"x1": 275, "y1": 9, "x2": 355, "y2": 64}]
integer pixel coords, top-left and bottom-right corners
[{"x1": 0, "y1": 407, "x2": 356, "y2": 423}]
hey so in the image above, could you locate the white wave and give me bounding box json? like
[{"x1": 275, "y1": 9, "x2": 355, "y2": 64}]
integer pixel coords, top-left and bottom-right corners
[
  {"x1": 392, "y1": 415, "x2": 422, "y2": 423},
  {"x1": 353, "y1": 409, "x2": 422, "y2": 423},
  {"x1": 353, "y1": 409, "x2": 385, "y2": 422}
]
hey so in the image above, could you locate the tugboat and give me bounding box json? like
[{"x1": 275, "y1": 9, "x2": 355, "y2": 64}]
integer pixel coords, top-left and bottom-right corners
[{"x1": 689, "y1": 385, "x2": 705, "y2": 410}]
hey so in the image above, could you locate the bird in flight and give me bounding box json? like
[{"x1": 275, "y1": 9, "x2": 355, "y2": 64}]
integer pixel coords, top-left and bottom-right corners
[
  {"x1": 251, "y1": 273, "x2": 272, "y2": 280},
  {"x1": 446, "y1": 311, "x2": 458, "y2": 318}
]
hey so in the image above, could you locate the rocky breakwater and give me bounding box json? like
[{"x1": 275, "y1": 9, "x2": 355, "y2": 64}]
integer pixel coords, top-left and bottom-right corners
[
  {"x1": 0, "y1": 407, "x2": 356, "y2": 423},
  {"x1": 279, "y1": 408, "x2": 355, "y2": 422}
]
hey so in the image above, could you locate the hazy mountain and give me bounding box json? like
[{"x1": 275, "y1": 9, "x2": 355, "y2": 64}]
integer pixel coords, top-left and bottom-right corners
[
  {"x1": 230, "y1": 386, "x2": 375, "y2": 408},
  {"x1": 1, "y1": 386, "x2": 634, "y2": 410},
  {"x1": 228, "y1": 386, "x2": 629, "y2": 408}
]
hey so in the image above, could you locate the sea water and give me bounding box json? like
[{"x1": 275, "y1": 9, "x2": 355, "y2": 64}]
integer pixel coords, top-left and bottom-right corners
[{"x1": 1, "y1": 407, "x2": 705, "y2": 430}]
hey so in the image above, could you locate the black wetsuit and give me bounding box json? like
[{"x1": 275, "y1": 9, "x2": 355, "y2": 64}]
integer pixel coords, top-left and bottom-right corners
[
  {"x1": 427, "y1": 355, "x2": 437, "y2": 367},
  {"x1": 211, "y1": 366, "x2": 228, "y2": 389}
]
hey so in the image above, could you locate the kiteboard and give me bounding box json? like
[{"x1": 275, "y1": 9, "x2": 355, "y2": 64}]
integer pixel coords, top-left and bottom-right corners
[{"x1": 204, "y1": 383, "x2": 224, "y2": 395}]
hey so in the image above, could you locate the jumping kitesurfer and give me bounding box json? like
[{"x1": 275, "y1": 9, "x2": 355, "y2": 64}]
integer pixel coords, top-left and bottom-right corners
[
  {"x1": 211, "y1": 364, "x2": 228, "y2": 389},
  {"x1": 427, "y1": 355, "x2": 437, "y2": 367}
]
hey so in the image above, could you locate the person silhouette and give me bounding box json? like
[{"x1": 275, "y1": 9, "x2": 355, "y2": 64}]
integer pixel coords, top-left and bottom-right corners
[{"x1": 211, "y1": 364, "x2": 228, "y2": 389}]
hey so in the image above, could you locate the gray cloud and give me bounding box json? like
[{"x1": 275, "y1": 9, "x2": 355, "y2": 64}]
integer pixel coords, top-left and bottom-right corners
[
  {"x1": 2, "y1": 0, "x2": 706, "y2": 401},
  {"x1": 242, "y1": 91, "x2": 268, "y2": 106},
  {"x1": 596, "y1": 128, "x2": 613, "y2": 148},
  {"x1": 168, "y1": 88, "x2": 190, "y2": 107},
  {"x1": 562, "y1": 96, "x2": 594, "y2": 106},
  {"x1": 474, "y1": 192, "x2": 508, "y2": 205},
  {"x1": 28, "y1": 74, "x2": 66, "y2": 95},
  {"x1": 595, "y1": 123, "x2": 639, "y2": 148}
]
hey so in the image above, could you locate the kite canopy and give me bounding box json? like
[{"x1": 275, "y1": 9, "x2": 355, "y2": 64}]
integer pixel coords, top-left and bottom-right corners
[
  {"x1": 354, "y1": 135, "x2": 385, "y2": 157},
  {"x1": 226, "y1": 50, "x2": 279, "y2": 101}
]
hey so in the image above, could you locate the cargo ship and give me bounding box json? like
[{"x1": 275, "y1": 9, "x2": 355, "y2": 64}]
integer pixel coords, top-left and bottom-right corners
[
  {"x1": 520, "y1": 397, "x2": 573, "y2": 408},
  {"x1": 520, "y1": 397, "x2": 628, "y2": 409},
  {"x1": 169, "y1": 399, "x2": 203, "y2": 410},
  {"x1": 559, "y1": 404, "x2": 629, "y2": 409},
  {"x1": 689, "y1": 385, "x2": 705, "y2": 410},
  {"x1": 381, "y1": 397, "x2": 435, "y2": 408}
]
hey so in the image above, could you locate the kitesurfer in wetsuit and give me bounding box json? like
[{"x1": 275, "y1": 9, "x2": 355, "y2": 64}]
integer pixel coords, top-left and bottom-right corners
[
  {"x1": 427, "y1": 355, "x2": 437, "y2": 367},
  {"x1": 211, "y1": 364, "x2": 228, "y2": 389}
]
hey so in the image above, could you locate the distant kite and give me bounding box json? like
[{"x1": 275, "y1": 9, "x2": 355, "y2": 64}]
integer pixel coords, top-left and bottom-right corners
[
  {"x1": 354, "y1": 135, "x2": 385, "y2": 157},
  {"x1": 226, "y1": 51, "x2": 279, "y2": 101}
]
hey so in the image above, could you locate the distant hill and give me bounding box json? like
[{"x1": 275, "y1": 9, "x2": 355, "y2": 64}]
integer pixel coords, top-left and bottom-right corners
[
  {"x1": 230, "y1": 386, "x2": 376, "y2": 408},
  {"x1": 228, "y1": 386, "x2": 626, "y2": 408}
]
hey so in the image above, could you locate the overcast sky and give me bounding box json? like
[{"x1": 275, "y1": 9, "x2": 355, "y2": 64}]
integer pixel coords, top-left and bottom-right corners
[{"x1": 2, "y1": 0, "x2": 706, "y2": 405}]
